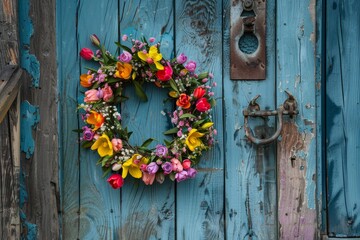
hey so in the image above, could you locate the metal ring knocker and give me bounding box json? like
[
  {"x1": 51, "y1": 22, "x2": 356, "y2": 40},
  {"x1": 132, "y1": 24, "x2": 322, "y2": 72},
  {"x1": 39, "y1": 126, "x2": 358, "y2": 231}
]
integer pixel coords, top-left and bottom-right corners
[{"x1": 243, "y1": 91, "x2": 298, "y2": 145}]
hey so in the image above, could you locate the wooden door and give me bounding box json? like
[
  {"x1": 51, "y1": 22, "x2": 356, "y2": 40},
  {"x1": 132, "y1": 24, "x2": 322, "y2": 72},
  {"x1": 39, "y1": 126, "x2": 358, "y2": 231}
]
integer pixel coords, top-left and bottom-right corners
[
  {"x1": 58, "y1": 0, "x2": 318, "y2": 239},
  {"x1": 325, "y1": 0, "x2": 360, "y2": 237}
]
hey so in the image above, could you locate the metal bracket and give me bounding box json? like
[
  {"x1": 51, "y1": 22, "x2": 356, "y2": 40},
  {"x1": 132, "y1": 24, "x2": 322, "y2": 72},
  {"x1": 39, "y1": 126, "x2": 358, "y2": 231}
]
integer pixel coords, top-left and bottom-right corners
[
  {"x1": 230, "y1": 0, "x2": 266, "y2": 80},
  {"x1": 243, "y1": 91, "x2": 298, "y2": 144}
]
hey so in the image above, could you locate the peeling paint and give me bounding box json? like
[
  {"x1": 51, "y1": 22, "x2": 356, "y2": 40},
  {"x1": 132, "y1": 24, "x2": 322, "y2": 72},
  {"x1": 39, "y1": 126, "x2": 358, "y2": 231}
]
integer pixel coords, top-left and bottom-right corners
[
  {"x1": 19, "y1": 0, "x2": 40, "y2": 87},
  {"x1": 20, "y1": 101, "x2": 40, "y2": 159}
]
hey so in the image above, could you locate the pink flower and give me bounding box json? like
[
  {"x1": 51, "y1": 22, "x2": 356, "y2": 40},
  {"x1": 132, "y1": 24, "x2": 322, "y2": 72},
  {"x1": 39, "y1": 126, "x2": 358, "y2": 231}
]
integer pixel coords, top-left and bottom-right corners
[
  {"x1": 142, "y1": 172, "x2": 155, "y2": 185},
  {"x1": 156, "y1": 63, "x2": 173, "y2": 81},
  {"x1": 185, "y1": 60, "x2": 196, "y2": 72},
  {"x1": 107, "y1": 174, "x2": 124, "y2": 189},
  {"x1": 80, "y1": 48, "x2": 94, "y2": 60},
  {"x1": 111, "y1": 138, "x2": 123, "y2": 152},
  {"x1": 171, "y1": 158, "x2": 183, "y2": 172},
  {"x1": 84, "y1": 89, "x2": 100, "y2": 103},
  {"x1": 119, "y1": 51, "x2": 132, "y2": 63},
  {"x1": 193, "y1": 87, "x2": 206, "y2": 99},
  {"x1": 102, "y1": 84, "x2": 113, "y2": 102},
  {"x1": 196, "y1": 97, "x2": 211, "y2": 112},
  {"x1": 182, "y1": 159, "x2": 191, "y2": 170},
  {"x1": 176, "y1": 53, "x2": 187, "y2": 64}
]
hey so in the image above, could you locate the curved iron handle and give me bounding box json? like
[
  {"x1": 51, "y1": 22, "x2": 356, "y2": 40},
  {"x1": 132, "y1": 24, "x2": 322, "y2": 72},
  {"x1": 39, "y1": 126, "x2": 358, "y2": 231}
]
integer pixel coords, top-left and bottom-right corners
[{"x1": 243, "y1": 106, "x2": 284, "y2": 145}]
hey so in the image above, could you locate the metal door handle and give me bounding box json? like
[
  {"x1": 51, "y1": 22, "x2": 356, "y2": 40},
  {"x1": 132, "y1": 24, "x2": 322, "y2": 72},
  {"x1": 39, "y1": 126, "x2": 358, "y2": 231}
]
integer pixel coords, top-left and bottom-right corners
[{"x1": 243, "y1": 91, "x2": 298, "y2": 145}]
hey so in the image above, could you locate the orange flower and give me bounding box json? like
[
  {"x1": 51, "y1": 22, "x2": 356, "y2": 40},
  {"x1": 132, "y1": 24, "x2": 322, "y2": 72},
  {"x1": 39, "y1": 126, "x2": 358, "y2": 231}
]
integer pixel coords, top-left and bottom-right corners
[
  {"x1": 176, "y1": 93, "x2": 191, "y2": 109},
  {"x1": 86, "y1": 111, "x2": 104, "y2": 131},
  {"x1": 80, "y1": 74, "x2": 93, "y2": 87},
  {"x1": 114, "y1": 62, "x2": 132, "y2": 80}
]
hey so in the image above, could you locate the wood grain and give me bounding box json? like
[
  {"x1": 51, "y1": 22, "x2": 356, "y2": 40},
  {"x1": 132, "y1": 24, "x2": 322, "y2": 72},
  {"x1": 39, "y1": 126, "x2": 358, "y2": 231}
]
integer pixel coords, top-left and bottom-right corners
[
  {"x1": 326, "y1": 0, "x2": 360, "y2": 236},
  {"x1": 276, "y1": 0, "x2": 317, "y2": 238}
]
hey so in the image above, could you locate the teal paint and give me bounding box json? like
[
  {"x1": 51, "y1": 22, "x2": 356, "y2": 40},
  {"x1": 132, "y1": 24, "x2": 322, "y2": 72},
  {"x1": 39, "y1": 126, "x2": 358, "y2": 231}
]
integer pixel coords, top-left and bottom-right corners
[
  {"x1": 18, "y1": 0, "x2": 40, "y2": 87},
  {"x1": 20, "y1": 101, "x2": 40, "y2": 159}
]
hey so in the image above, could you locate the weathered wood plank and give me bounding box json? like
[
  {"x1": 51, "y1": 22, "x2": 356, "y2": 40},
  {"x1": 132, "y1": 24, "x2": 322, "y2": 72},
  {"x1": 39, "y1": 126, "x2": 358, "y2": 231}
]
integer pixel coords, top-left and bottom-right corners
[
  {"x1": 57, "y1": 0, "x2": 81, "y2": 238},
  {"x1": 276, "y1": 0, "x2": 317, "y2": 239},
  {"x1": 175, "y1": 0, "x2": 225, "y2": 239},
  {"x1": 119, "y1": 1, "x2": 176, "y2": 239},
  {"x1": 224, "y1": 0, "x2": 278, "y2": 238},
  {"x1": 326, "y1": 0, "x2": 360, "y2": 236},
  {"x1": 76, "y1": 1, "x2": 121, "y2": 239}
]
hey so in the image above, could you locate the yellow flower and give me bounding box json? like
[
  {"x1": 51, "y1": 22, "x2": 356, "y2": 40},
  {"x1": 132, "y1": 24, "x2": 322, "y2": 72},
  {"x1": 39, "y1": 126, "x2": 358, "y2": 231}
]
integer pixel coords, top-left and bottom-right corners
[
  {"x1": 185, "y1": 129, "x2": 205, "y2": 151},
  {"x1": 122, "y1": 154, "x2": 149, "y2": 179},
  {"x1": 91, "y1": 134, "x2": 113, "y2": 157},
  {"x1": 114, "y1": 62, "x2": 132, "y2": 79},
  {"x1": 138, "y1": 46, "x2": 164, "y2": 70},
  {"x1": 86, "y1": 111, "x2": 104, "y2": 131}
]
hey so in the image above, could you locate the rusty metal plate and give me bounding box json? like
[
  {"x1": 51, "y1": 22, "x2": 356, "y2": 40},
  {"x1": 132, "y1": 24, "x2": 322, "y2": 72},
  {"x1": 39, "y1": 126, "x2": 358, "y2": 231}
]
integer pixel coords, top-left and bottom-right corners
[{"x1": 230, "y1": 0, "x2": 266, "y2": 80}]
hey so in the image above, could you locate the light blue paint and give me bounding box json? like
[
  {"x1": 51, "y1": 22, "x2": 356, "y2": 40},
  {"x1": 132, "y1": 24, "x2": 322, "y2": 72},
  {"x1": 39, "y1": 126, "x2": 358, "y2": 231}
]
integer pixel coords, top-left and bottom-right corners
[
  {"x1": 18, "y1": 0, "x2": 40, "y2": 87},
  {"x1": 20, "y1": 101, "x2": 40, "y2": 159}
]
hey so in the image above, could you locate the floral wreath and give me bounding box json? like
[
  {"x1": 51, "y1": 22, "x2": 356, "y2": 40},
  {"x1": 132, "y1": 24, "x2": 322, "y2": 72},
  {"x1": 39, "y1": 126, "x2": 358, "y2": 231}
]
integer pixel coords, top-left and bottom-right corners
[{"x1": 78, "y1": 34, "x2": 216, "y2": 189}]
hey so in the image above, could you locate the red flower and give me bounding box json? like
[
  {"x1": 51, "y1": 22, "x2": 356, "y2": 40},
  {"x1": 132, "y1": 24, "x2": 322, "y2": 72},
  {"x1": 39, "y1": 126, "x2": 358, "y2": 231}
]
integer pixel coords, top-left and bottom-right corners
[
  {"x1": 107, "y1": 174, "x2": 124, "y2": 189},
  {"x1": 176, "y1": 93, "x2": 191, "y2": 109},
  {"x1": 193, "y1": 87, "x2": 206, "y2": 99},
  {"x1": 156, "y1": 64, "x2": 173, "y2": 81},
  {"x1": 80, "y1": 48, "x2": 94, "y2": 60},
  {"x1": 196, "y1": 97, "x2": 211, "y2": 112}
]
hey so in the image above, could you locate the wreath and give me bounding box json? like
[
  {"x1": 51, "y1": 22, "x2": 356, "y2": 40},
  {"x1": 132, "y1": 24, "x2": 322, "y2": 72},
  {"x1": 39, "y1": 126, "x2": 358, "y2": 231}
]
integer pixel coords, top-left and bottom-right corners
[{"x1": 78, "y1": 34, "x2": 216, "y2": 189}]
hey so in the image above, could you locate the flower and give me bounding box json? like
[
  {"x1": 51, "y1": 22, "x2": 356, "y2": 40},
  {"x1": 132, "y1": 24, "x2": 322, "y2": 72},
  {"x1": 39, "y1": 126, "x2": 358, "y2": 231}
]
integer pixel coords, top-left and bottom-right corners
[
  {"x1": 155, "y1": 144, "x2": 168, "y2": 157},
  {"x1": 176, "y1": 94, "x2": 191, "y2": 109},
  {"x1": 176, "y1": 53, "x2": 187, "y2": 64},
  {"x1": 182, "y1": 159, "x2": 191, "y2": 170},
  {"x1": 162, "y1": 162, "x2": 173, "y2": 175},
  {"x1": 147, "y1": 162, "x2": 159, "y2": 174},
  {"x1": 122, "y1": 154, "x2": 149, "y2": 178},
  {"x1": 185, "y1": 60, "x2": 196, "y2": 72},
  {"x1": 142, "y1": 172, "x2": 156, "y2": 185},
  {"x1": 196, "y1": 97, "x2": 211, "y2": 112},
  {"x1": 107, "y1": 174, "x2": 124, "y2": 189},
  {"x1": 82, "y1": 126, "x2": 95, "y2": 141},
  {"x1": 175, "y1": 171, "x2": 188, "y2": 182},
  {"x1": 156, "y1": 63, "x2": 173, "y2": 81},
  {"x1": 80, "y1": 48, "x2": 94, "y2": 60},
  {"x1": 138, "y1": 46, "x2": 164, "y2": 70},
  {"x1": 84, "y1": 89, "x2": 100, "y2": 103},
  {"x1": 114, "y1": 62, "x2": 132, "y2": 79},
  {"x1": 111, "y1": 138, "x2": 123, "y2": 152},
  {"x1": 119, "y1": 51, "x2": 132, "y2": 63},
  {"x1": 86, "y1": 111, "x2": 104, "y2": 131},
  {"x1": 80, "y1": 74, "x2": 93, "y2": 88},
  {"x1": 193, "y1": 87, "x2": 206, "y2": 99},
  {"x1": 91, "y1": 133, "x2": 113, "y2": 157},
  {"x1": 185, "y1": 129, "x2": 205, "y2": 151},
  {"x1": 102, "y1": 84, "x2": 113, "y2": 102},
  {"x1": 90, "y1": 34, "x2": 100, "y2": 47},
  {"x1": 171, "y1": 158, "x2": 183, "y2": 172}
]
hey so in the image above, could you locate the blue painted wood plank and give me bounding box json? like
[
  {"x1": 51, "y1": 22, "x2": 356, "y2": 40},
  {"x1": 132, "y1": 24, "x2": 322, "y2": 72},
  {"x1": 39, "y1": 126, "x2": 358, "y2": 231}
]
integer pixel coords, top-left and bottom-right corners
[
  {"x1": 57, "y1": 0, "x2": 81, "y2": 238},
  {"x1": 76, "y1": 1, "x2": 121, "y2": 239},
  {"x1": 276, "y1": 0, "x2": 317, "y2": 238},
  {"x1": 224, "y1": 0, "x2": 278, "y2": 239},
  {"x1": 174, "y1": 0, "x2": 225, "y2": 239},
  {"x1": 118, "y1": 1, "x2": 176, "y2": 239},
  {"x1": 326, "y1": 0, "x2": 360, "y2": 236}
]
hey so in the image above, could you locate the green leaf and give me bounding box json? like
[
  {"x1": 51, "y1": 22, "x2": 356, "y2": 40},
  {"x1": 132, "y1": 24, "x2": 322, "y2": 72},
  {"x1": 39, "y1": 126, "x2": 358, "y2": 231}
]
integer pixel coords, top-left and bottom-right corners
[
  {"x1": 169, "y1": 79, "x2": 179, "y2": 93},
  {"x1": 133, "y1": 81, "x2": 148, "y2": 101},
  {"x1": 141, "y1": 138, "x2": 155, "y2": 148},
  {"x1": 81, "y1": 141, "x2": 93, "y2": 149},
  {"x1": 163, "y1": 127, "x2": 178, "y2": 135},
  {"x1": 180, "y1": 113, "x2": 196, "y2": 119}
]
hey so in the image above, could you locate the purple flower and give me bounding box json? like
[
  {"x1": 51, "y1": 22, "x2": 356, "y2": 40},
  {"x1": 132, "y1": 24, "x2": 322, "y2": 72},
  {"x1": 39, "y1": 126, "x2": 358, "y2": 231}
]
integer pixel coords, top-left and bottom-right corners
[
  {"x1": 176, "y1": 53, "x2": 187, "y2": 64},
  {"x1": 185, "y1": 61, "x2": 197, "y2": 72},
  {"x1": 175, "y1": 171, "x2": 188, "y2": 182},
  {"x1": 82, "y1": 126, "x2": 94, "y2": 141},
  {"x1": 155, "y1": 144, "x2": 168, "y2": 157},
  {"x1": 119, "y1": 51, "x2": 132, "y2": 63},
  {"x1": 162, "y1": 162, "x2": 173, "y2": 175},
  {"x1": 187, "y1": 168, "x2": 197, "y2": 178},
  {"x1": 147, "y1": 162, "x2": 159, "y2": 174}
]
